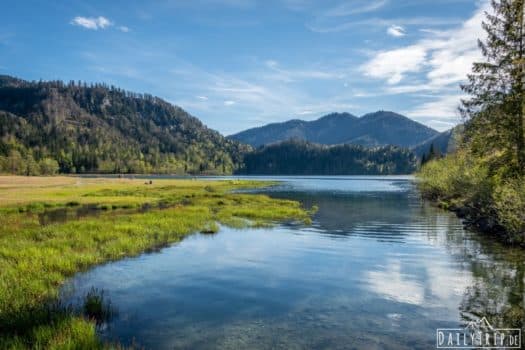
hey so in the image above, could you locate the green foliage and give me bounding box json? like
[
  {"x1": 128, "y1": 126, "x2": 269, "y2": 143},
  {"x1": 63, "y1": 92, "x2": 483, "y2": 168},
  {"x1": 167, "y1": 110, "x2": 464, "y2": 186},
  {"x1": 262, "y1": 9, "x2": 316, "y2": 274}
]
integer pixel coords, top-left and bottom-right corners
[
  {"x1": 239, "y1": 139, "x2": 417, "y2": 175},
  {"x1": 418, "y1": 150, "x2": 525, "y2": 244},
  {"x1": 0, "y1": 76, "x2": 250, "y2": 175},
  {"x1": 418, "y1": 151, "x2": 492, "y2": 205},
  {"x1": 493, "y1": 179, "x2": 525, "y2": 243},
  {"x1": 460, "y1": 0, "x2": 525, "y2": 174}
]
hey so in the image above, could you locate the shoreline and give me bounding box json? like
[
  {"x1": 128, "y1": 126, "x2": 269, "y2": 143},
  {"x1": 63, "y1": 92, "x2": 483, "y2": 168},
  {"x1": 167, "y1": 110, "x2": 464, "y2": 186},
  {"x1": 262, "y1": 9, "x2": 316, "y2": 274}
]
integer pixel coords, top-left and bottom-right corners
[{"x1": 0, "y1": 176, "x2": 312, "y2": 348}]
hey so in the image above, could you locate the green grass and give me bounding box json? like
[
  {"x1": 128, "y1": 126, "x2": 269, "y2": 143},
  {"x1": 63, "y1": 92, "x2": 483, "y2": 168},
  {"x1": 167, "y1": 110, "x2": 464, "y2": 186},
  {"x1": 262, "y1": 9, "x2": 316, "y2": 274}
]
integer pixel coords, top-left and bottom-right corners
[{"x1": 0, "y1": 176, "x2": 312, "y2": 349}]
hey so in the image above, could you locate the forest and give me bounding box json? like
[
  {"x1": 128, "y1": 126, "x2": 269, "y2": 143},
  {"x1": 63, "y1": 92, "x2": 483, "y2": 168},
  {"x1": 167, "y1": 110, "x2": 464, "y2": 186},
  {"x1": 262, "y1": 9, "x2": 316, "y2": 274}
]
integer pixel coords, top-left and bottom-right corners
[
  {"x1": 0, "y1": 76, "x2": 418, "y2": 176},
  {"x1": 239, "y1": 139, "x2": 417, "y2": 175},
  {"x1": 0, "y1": 75, "x2": 250, "y2": 175}
]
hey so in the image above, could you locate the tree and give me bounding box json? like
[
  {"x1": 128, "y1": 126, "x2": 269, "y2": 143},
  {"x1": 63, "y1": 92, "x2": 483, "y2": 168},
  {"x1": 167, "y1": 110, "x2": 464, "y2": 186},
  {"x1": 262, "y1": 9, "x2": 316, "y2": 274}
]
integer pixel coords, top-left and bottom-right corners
[
  {"x1": 461, "y1": 0, "x2": 525, "y2": 174},
  {"x1": 39, "y1": 158, "x2": 59, "y2": 175}
]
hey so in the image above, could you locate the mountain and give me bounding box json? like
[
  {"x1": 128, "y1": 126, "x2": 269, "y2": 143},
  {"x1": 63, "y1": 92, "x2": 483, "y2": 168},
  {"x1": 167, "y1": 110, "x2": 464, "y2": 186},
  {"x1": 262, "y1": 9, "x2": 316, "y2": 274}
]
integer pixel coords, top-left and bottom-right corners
[
  {"x1": 0, "y1": 75, "x2": 250, "y2": 175},
  {"x1": 229, "y1": 111, "x2": 439, "y2": 148},
  {"x1": 411, "y1": 125, "x2": 463, "y2": 157},
  {"x1": 238, "y1": 139, "x2": 417, "y2": 175}
]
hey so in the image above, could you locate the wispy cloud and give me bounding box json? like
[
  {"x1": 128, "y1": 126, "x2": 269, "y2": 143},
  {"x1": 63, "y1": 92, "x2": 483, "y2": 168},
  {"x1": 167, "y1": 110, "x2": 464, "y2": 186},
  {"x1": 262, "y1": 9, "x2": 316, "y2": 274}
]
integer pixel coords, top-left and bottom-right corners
[
  {"x1": 405, "y1": 94, "x2": 465, "y2": 126},
  {"x1": 263, "y1": 59, "x2": 345, "y2": 82},
  {"x1": 387, "y1": 25, "x2": 405, "y2": 37},
  {"x1": 118, "y1": 26, "x2": 130, "y2": 33},
  {"x1": 70, "y1": 16, "x2": 112, "y2": 30},
  {"x1": 308, "y1": 16, "x2": 462, "y2": 34},
  {"x1": 324, "y1": 0, "x2": 388, "y2": 17},
  {"x1": 359, "y1": 1, "x2": 489, "y2": 130}
]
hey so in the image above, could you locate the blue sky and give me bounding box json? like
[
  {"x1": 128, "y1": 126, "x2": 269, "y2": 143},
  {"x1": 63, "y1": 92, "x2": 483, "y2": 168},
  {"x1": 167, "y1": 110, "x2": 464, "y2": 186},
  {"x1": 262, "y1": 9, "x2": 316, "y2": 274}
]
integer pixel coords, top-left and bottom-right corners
[{"x1": 0, "y1": 0, "x2": 488, "y2": 134}]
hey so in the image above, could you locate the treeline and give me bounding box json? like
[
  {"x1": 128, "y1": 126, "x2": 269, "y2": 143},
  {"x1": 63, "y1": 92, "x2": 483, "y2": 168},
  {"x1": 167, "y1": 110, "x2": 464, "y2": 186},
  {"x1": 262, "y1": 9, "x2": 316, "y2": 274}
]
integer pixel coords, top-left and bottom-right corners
[
  {"x1": 418, "y1": 0, "x2": 525, "y2": 245},
  {"x1": 238, "y1": 139, "x2": 417, "y2": 175},
  {"x1": 0, "y1": 75, "x2": 250, "y2": 175}
]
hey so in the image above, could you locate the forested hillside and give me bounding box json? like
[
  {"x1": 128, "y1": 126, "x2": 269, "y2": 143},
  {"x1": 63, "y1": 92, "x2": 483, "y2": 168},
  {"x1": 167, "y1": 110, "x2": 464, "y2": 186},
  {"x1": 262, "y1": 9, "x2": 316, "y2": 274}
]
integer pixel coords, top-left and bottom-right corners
[
  {"x1": 0, "y1": 75, "x2": 250, "y2": 175},
  {"x1": 239, "y1": 139, "x2": 417, "y2": 175}
]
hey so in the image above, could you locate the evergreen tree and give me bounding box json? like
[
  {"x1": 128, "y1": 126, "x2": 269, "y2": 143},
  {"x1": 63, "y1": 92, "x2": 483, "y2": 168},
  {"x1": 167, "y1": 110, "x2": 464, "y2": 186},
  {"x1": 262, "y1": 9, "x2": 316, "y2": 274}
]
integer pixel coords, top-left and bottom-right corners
[{"x1": 461, "y1": 0, "x2": 525, "y2": 174}]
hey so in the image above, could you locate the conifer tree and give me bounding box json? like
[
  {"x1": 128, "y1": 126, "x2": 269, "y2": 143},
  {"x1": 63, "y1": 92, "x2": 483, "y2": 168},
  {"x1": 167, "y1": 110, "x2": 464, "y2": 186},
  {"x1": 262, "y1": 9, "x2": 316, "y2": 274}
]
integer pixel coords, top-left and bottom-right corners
[{"x1": 461, "y1": 0, "x2": 525, "y2": 173}]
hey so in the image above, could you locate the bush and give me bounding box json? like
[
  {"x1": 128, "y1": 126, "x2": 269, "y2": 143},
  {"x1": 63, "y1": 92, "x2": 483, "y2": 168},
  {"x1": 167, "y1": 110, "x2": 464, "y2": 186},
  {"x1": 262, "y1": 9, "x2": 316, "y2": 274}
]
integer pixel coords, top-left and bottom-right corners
[
  {"x1": 418, "y1": 151, "x2": 491, "y2": 206},
  {"x1": 419, "y1": 151, "x2": 525, "y2": 245},
  {"x1": 493, "y1": 179, "x2": 525, "y2": 244},
  {"x1": 39, "y1": 158, "x2": 60, "y2": 175}
]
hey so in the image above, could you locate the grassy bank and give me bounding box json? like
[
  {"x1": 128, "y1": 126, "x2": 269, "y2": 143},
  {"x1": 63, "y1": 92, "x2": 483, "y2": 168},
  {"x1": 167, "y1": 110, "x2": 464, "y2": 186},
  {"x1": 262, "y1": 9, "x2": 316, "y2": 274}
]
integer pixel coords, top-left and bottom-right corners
[
  {"x1": 417, "y1": 152, "x2": 525, "y2": 246},
  {"x1": 0, "y1": 176, "x2": 313, "y2": 349}
]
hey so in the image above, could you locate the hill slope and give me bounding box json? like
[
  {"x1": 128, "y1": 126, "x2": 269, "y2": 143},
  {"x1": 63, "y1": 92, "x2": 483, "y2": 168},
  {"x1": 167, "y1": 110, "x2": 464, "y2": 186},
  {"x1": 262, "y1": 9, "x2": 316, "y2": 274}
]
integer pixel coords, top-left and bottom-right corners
[
  {"x1": 0, "y1": 75, "x2": 250, "y2": 174},
  {"x1": 411, "y1": 125, "x2": 463, "y2": 157},
  {"x1": 229, "y1": 111, "x2": 438, "y2": 148}
]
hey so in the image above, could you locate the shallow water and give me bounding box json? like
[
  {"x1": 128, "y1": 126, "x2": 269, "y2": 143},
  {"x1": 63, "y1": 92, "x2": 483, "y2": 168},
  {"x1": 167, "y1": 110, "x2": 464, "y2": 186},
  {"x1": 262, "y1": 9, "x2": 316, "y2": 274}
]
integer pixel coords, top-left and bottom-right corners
[{"x1": 61, "y1": 176, "x2": 525, "y2": 349}]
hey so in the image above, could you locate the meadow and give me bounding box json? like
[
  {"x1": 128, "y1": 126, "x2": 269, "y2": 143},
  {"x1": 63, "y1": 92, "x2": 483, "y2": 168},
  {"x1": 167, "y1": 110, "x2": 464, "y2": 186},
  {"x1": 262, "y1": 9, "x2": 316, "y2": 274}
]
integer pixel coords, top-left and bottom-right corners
[{"x1": 0, "y1": 176, "x2": 312, "y2": 349}]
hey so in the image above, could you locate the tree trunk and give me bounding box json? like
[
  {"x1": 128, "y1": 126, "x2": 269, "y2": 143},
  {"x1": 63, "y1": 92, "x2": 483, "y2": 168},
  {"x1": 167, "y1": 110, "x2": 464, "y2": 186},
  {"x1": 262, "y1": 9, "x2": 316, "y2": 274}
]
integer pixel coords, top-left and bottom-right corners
[{"x1": 518, "y1": 0, "x2": 525, "y2": 173}]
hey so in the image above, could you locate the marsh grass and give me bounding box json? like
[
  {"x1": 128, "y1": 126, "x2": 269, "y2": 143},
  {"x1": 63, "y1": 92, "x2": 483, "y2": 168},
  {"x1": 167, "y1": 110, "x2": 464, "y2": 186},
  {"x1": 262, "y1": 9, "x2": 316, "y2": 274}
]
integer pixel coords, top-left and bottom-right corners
[
  {"x1": 0, "y1": 176, "x2": 310, "y2": 349},
  {"x1": 82, "y1": 288, "x2": 116, "y2": 326}
]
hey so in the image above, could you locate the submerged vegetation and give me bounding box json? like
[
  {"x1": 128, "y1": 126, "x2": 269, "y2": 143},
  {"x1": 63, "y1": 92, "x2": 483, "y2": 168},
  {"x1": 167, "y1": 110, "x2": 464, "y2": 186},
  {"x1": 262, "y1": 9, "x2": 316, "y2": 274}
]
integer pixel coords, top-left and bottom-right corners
[
  {"x1": 0, "y1": 176, "x2": 312, "y2": 348},
  {"x1": 418, "y1": 0, "x2": 525, "y2": 245}
]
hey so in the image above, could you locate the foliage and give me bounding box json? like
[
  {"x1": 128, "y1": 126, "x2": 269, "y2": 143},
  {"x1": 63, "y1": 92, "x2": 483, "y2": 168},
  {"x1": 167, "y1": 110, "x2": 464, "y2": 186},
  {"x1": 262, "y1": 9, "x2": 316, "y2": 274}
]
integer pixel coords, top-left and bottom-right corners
[
  {"x1": 493, "y1": 178, "x2": 525, "y2": 243},
  {"x1": 460, "y1": 0, "x2": 525, "y2": 174},
  {"x1": 420, "y1": 143, "x2": 441, "y2": 166},
  {"x1": 238, "y1": 139, "x2": 417, "y2": 175},
  {"x1": 0, "y1": 76, "x2": 250, "y2": 175},
  {"x1": 0, "y1": 177, "x2": 311, "y2": 348}
]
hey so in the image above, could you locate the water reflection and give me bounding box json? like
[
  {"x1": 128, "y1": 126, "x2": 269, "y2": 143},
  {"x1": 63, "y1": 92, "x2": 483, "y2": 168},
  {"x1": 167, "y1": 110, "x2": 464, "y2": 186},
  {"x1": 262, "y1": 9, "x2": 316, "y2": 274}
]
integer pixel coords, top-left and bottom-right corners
[{"x1": 60, "y1": 177, "x2": 525, "y2": 349}]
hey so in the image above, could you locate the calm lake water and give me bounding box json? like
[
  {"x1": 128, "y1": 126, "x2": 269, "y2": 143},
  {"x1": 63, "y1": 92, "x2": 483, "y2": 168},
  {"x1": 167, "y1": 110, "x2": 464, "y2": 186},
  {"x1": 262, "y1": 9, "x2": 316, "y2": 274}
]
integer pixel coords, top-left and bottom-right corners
[{"x1": 61, "y1": 176, "x2": 525, "y2": 349}]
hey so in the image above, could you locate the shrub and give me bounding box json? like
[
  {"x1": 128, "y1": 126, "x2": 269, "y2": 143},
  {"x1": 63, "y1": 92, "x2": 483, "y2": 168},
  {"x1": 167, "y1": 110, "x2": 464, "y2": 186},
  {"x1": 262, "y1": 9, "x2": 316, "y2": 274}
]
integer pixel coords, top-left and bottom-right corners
[{"x1": 493, "y1": 179, "x2": 525, "y2": 244}]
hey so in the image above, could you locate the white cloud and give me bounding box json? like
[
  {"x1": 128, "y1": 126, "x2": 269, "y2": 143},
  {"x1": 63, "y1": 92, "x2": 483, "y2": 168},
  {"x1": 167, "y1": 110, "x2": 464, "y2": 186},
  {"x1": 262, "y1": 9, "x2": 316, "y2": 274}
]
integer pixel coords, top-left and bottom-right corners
[
  {"x1": 196, "y1": 95, "x2": 208, "y2": 100},
  {"x1": 297, "y1": 110, "x2": 314, "y2": 115},
  {"x1": 360, "y1": 45, "x2": 427, "y2": 84},
  {"x1": 387, "y1": 25, "x2": 405, "y2": 37},
  {"x1": 361, "y1": 2, "x2": 487, "y2": 87},
  {"x1": 70, "y1": 16, "x2": 112, "y2": 30},
  {"x1": 224, "y1": 100, "x2": 236, "y2": 106},
  {"x1": 359, "y1": 1, "x2": 490, "y2": 129},
  {"x1": 118, "y1": 26, "x2": 130, "y2": 33}
]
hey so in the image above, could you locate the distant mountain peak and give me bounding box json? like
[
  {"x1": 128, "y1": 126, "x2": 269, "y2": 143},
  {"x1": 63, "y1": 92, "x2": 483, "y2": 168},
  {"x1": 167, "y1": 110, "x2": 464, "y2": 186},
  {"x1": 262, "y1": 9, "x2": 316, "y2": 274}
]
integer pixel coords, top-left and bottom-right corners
[{"x1": 229, "y1": 111, "x2": 438, "y2": 148}]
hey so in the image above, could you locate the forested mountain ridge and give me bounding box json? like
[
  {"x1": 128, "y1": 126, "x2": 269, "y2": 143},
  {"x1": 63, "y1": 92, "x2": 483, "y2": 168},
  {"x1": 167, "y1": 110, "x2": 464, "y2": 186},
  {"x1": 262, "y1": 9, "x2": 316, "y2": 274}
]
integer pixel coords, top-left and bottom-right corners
[
  {"x1": 229, "y1": 111, "x2": 439, "y2": 148},
  {"x1": 0, "y1": 75, "x2": 250, "y2": 174},
  {"x1": 239, "y1": 139, "x2": 417, "y2": 175}
]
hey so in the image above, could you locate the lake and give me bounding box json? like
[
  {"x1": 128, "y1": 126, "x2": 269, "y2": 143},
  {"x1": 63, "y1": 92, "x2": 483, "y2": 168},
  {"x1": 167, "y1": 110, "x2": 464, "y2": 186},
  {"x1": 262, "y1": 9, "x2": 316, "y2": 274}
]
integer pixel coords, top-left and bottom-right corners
[{"x1": 61, "y1": 176, "x2": 525, "y2": 349}]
